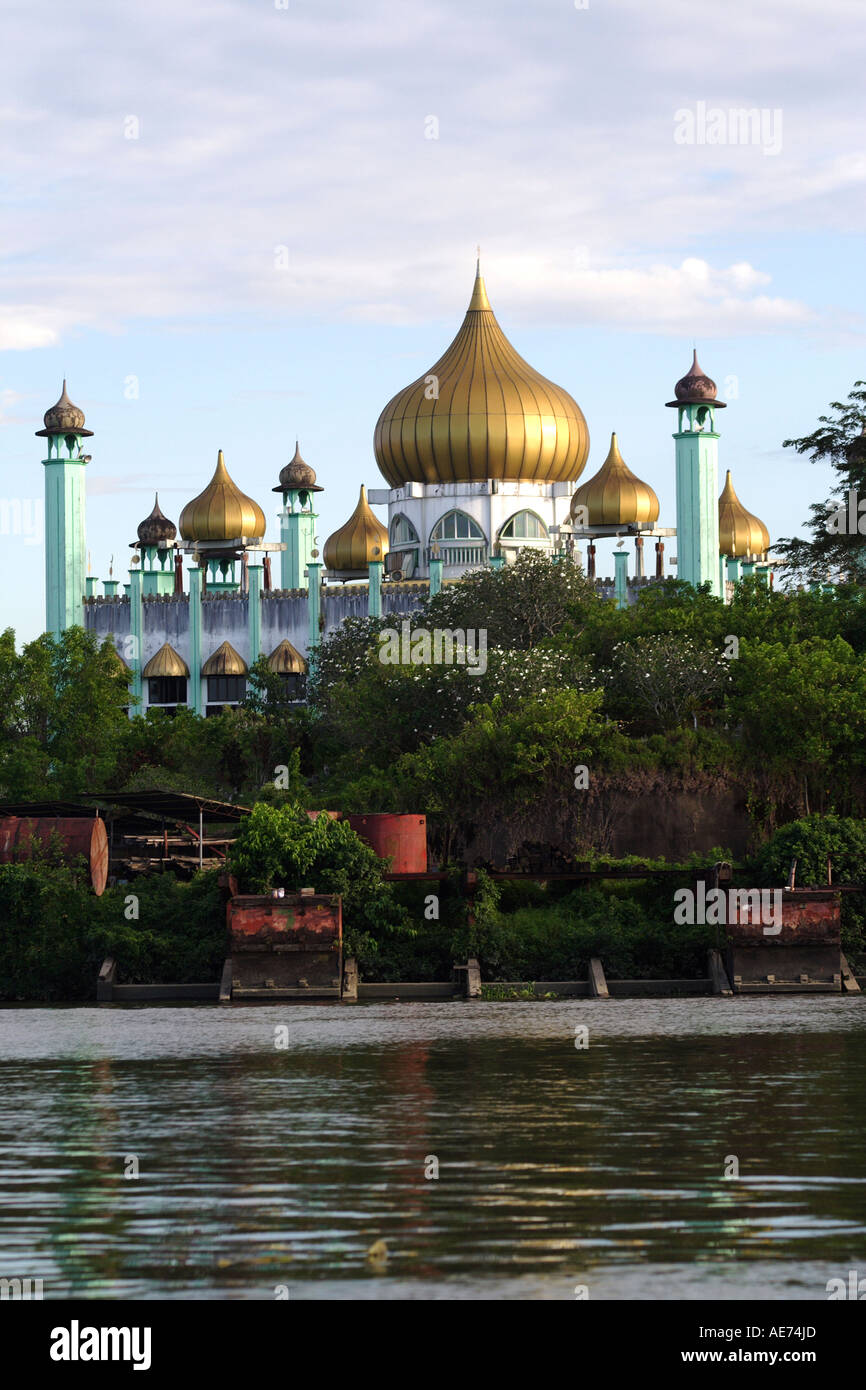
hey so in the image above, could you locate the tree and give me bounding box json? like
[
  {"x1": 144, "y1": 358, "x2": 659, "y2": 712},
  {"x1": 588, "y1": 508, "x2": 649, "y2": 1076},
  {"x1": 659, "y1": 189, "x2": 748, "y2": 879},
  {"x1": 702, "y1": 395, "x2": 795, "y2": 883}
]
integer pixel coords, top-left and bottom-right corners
[
  {"x1": 728, "y1": 636, "x2": 866, "y2": 814},
  {"x1": 0, "y1": 628, "x2": 131, "y2": 798},
  {"x1": 775, "y1": 381, "x2": 866, "y2": 584},
  {"x1": 423, "y1": 549, "x2": 596, "y2": 649},
  {"x1": 603, "y1": 634, "x2": 731, "y2": 732}
]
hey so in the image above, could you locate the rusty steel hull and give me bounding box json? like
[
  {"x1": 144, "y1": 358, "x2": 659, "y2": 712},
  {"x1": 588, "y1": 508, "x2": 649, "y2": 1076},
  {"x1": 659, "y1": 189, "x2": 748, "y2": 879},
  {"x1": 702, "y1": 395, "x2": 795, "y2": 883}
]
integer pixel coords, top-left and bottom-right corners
[
  {"x1": 347, "y1": 813, "x2": 427, "y2": 874},
  {"x1": 726, "y1": 889, "x2": 842, "y2": 993},
  {"x1": 0, "y1": 815, "x2": 109, "y2": 895},
  {"x1": 227, "y1": 893, "x2": 343, "y2": 998}
]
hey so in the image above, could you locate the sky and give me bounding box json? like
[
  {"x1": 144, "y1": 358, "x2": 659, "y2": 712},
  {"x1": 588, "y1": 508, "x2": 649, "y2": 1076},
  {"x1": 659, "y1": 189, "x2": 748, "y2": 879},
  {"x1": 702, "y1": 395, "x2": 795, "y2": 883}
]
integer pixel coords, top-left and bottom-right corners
[{"x1": 1, "y1": 0, "x2": 865, "y2": 641}]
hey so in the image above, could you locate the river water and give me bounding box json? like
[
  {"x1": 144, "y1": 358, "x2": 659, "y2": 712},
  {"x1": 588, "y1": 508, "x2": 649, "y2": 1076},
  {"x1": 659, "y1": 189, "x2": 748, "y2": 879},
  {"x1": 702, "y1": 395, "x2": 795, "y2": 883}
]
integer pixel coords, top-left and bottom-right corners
[{"x1": 0, "y1": 997, "x2": 864, "y2": 1300}]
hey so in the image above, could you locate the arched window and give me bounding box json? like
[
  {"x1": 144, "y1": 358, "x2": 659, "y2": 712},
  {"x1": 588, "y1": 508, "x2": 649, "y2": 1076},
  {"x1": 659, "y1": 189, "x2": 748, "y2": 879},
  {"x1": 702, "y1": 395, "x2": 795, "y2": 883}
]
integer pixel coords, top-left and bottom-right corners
[
  {"x1": 430, "y1": 511, "x2": 485, "y2": 543},
  {"x1": 391, "y1": 514, "x2": 420, "y2": 546},
  {"x1": 499, "y1": 510, "x2": 550, "y2": 542}
]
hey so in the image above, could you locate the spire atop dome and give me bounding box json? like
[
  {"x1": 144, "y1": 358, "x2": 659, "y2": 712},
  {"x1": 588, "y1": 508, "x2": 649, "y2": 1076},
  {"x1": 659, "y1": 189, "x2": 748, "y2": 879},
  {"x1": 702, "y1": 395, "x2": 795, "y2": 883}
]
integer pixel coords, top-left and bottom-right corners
[{"x1": 468, "y1": 258, "x2": 491, "y2": 311}]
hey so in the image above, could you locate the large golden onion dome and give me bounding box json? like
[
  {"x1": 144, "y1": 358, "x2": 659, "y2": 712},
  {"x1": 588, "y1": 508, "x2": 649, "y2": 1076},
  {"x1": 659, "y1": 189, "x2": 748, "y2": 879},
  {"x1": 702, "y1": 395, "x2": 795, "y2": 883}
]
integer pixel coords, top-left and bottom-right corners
[
  {"x1": 374, "y1": 263, "x2": 590, "y2": 487},
  {"x1": 323, "y1": 485, "x2": 389, "y2": 574},
  {"x1": 718, "y1": 471, "x2": 770, "y2": 557},
  {"x1": 569, "y1": 433, "x2": 659, "y2": 527},
  {"x1": 179, "y1": 450, "x2": 266, "y2": 544}
]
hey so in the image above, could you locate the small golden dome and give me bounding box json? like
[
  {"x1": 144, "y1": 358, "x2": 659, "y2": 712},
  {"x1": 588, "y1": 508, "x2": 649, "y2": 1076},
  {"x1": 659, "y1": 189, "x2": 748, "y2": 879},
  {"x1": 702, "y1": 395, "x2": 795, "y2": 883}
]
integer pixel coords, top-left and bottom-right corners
[
  {"x1": 142, "y1": 643, "x2": 190, "y2": 679},
  {"x1": 374, "y1": 263, "x2": 589, "y2": 487},
  {"x1": 179, "y1": 451, "x2": 266, "y2": 544},
  {"x1": 202, "y1": 641, "x2": 248, "y2": 677},
  {"x1": 323, "y1": 485, "x2": 389, "y2": 574},
  {"x1": 267, "y1": 638, "x2": 307, "y2": 674},
  {"x1": 569, "y1": 433, "x2": 660, "y2": 527},
  {"x1": 719, "y1": 471, "x2": 770, "y2": 557}
]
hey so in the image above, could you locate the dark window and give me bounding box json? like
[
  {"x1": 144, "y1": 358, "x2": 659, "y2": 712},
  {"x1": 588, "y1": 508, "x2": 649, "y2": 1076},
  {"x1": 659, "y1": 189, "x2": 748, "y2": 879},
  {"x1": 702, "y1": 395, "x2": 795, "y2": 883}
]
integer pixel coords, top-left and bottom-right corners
[
  {"x1": 207, "y1": 675, "x2": 246, "y2": 703},
  {"x1": 149, "y1": 677, "x2": 187, "y2": 706},
  {"x1": 278, "y1": 672, "x2": 306, "y2": 700}
]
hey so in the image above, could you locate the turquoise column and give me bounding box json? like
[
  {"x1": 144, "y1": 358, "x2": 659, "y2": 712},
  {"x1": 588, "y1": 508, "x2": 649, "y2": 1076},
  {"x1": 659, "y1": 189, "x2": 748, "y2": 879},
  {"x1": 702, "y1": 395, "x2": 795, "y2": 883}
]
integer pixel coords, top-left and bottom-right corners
[
  {"x1": 280, "y1": 503, "x2": 316, "y2": 590},
  {"x1": 307, "y1": 560, "x2": 322, "y2": 675},
  {"x1": 248, "y1": 563, "x2": 263, "y2": 664},
  {"x1": 368, "y1": 560, "x2": 383, "y2": 617},
  {"x1": 614, "y1": 549, "x2": 628, "y2": 609},
  {"x1": 669, "y1": 399, "x2": 722, "y2": 598},
  {"x1": 43, "y1": 454, "x2": 88, "y2": 636},
  {"x1": 726, "y1": 557, "x2": 741, "y2": 585},
  {"x1": 129, "y1": 566, "x2": 143, "y2": 708},
  {"x1": 103, "y1": 579, "x2": 119, "y2": 597},
  {"x1": 188, "y1": 566, "x2": 203, "y2": 715},
  {"x1": 429, "y1": 555, "x2": 443, "y2": 595},
  {"x1": 85, "y1": 577, "x2": 97, "y2": 597},
  {"x1": 741, "y1": 559, "x2": 756, "y2": 581}
]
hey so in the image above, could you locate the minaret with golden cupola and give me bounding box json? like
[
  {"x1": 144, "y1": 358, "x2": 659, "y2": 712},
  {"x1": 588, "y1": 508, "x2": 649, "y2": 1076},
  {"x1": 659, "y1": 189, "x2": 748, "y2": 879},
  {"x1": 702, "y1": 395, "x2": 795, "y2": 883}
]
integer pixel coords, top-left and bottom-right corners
[
  {"x1": 667, "y1": 351, "x2": 724, "y2": 597},
  {"x1": 37, "y1": 381, "x2": 93, "y2": 636},
  {"x1": 273, "y1": 441, "x2": 322, "y2": 591}
]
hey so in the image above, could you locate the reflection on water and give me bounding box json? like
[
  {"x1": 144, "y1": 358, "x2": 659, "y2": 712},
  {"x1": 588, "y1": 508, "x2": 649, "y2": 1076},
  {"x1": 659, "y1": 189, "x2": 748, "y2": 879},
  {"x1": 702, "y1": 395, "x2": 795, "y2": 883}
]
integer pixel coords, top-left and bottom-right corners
[{"x1": 0, "y1": 998, "x2": 864, "y2": 1300}]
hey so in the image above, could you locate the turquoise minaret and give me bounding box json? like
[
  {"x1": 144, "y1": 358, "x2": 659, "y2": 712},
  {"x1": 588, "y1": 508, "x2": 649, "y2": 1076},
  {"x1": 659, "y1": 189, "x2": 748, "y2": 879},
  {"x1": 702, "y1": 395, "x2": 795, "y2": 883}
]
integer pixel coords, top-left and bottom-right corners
[
  {"x1": 36, "y1": 381, "x2": 93, "y2": 636},
  {"x1": 667, "y1": 352, "x2": 724, "y2": 598},
  {"x1": 273, "y1": 442, "x2": 322, "y2": 591}
]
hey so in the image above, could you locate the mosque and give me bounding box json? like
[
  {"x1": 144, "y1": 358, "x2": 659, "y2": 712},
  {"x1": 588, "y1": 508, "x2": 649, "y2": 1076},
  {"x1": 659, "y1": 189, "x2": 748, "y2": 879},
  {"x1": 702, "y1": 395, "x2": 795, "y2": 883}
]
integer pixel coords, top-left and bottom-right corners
[{"x1": 37, "y1": 262, "x2": 772, "y2": 716}]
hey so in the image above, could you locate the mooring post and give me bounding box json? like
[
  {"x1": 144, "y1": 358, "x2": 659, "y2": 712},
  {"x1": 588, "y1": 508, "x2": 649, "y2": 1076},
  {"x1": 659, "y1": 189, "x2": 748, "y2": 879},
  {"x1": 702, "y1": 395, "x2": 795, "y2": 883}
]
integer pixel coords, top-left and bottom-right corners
[{"x1": 588, "y1": 957, "x2": 609, "y2": 998}]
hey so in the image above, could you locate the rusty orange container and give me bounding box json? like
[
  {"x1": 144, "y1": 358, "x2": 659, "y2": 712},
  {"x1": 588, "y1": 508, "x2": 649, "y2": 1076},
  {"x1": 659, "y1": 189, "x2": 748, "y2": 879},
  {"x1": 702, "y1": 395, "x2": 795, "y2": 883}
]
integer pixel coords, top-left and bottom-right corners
[
  {"x1": 0, "y1": 816, "x2": 109, "y2": 895},
  {"x1": 347, "y1": 813, "x2": 427, "y2": 874}
]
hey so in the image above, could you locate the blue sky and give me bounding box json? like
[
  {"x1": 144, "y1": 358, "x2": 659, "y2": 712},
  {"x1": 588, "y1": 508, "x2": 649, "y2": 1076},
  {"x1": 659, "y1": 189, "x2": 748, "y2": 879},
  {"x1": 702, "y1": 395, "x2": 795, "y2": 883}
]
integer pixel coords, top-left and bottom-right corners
[{"x1": 2, "y1": 0, "x2": 864, "y2": 641}]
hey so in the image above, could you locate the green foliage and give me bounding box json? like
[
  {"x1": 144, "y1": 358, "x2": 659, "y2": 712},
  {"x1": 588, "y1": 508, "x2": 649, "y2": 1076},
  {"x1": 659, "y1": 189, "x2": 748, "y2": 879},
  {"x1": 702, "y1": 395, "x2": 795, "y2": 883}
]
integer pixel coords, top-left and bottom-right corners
[
  {"x1": 469, "y1": 886, "x2": 714, "y2": 981},
  {"x1": 0, "y1": 863, "x2": 224, "y2": 999},
  {"x1": 0, "y1": 627, "x2": 131, "y2": 798},
  {"x1": 423, "y1": 548, "x2": 597, "y2": 649},
  {"x1": 776, "y1": 381, "x2": 866, "y2": 584},
  {"x1": 754, "y1": 815, "x2": 866, "y2": 886}
]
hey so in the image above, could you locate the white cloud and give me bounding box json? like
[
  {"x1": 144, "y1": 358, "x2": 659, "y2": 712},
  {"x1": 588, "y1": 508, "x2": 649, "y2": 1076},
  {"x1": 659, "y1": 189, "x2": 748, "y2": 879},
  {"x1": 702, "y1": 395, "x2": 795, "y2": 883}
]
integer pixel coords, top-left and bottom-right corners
[{"x1": 0, "y1": 0, "x2": 862, "y2": 344}]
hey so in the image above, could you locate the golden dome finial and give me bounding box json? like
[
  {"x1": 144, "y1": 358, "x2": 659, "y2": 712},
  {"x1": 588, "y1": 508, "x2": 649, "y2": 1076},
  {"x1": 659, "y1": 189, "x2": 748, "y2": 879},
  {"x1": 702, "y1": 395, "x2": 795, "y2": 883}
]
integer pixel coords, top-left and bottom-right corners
[
  {"x1": 323, "y1": 485, "x2": 389, "y2": 575},
  {"x1": 374, "y1": 267, "x2": 589, "y2": 487},
  {"x1": 718, "y1": 471, "x2": 770, "y2": 558},
  {"x1": 468, "y1": 258, "x2": 491, "y2": 312},
  {"x1": 179, "y1": 450, "x2": 267, "y2": 544},
  {"x1": 569, "y1": 432, "x2": 659, "y2": 527}
]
